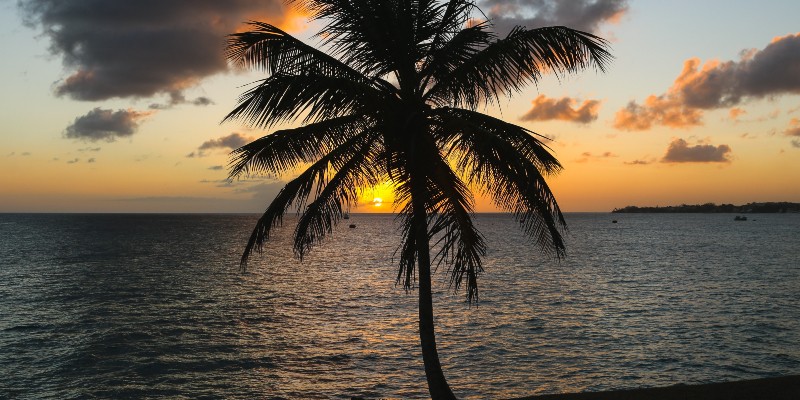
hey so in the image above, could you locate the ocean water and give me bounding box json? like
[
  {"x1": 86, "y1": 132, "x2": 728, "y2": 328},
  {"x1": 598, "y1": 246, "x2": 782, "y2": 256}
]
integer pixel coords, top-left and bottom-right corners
[{"x1": 1, "y1": 213, "x2": 799, "y2": 399}]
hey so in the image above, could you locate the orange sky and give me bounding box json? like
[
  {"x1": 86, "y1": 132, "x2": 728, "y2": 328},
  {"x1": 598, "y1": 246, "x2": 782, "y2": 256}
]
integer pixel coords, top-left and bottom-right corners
[{"x1": 1, "y1": 1, "x2": 799, "y2": 213}]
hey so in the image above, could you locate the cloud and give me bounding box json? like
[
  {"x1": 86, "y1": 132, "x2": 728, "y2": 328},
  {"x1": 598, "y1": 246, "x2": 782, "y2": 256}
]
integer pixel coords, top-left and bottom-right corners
[
  {"x1": 615, "y1": 33, "x2": 800, "y2": 131},
  {"x1": 111, "y1": 180, "x2": 285, "y2": 212},
  {"x1": 198, "y1": 133, "x2": 254, "y2": 150},
  {"x1": 87, "y1": 158, "x2": 96, "y2": 163},
  {"x1": 785, "y1": 118, "x2": 800, "y2": 137},
  {"x1": 66, "y1": 158, "x2": 79, "y2": 164},
  {"x1": 19, "y1": 0, "x2": 297, "y2": 101},
  {"x1": 575, "y1": 150, "x2": 617, "y2": 163},
  {"x1": 187, "y1": 133, "x2": 255, "y2": 158},
  {"x1": 729, "y1": 107, "x2": 746, "y2": 121},
  {"x1": 480, "y1": 0, "x2": 628, "y2": 36},
  {"x1": 520, "y1": 95, "x2": 601, "y2": 124},
  {"x1": 208, "y1": 165, "x2": 224, "y2": 171},
  {"x1": 624, "y1": 159, "x2": 651, "y2": 165},
  {"x1": 64, "y1": 108, "x2": 152, "y2": 141},
  {"x1": 614, "y1": 95, "x2": 703, "y2": 130},
  {"x1": 661, "y1": 138, "x2": 731, "y2": 163},
  {"x1": 148, "y1": 92, "x2": 216, "y2": 110},
  {"x1": 792, "y1": 139, "x2": 800, "y2": 148}
]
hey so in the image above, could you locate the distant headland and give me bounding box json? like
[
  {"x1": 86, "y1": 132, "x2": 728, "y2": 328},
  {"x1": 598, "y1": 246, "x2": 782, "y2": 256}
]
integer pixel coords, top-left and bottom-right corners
[{"x1": 611, "y1": 202, "x2": 800, "y2": 213}]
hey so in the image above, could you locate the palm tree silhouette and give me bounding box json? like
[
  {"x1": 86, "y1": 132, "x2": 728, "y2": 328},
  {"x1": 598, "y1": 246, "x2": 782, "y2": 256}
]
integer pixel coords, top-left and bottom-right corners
[{"x1": 224, "y1": 1, "x2": 610, "y2": 398}]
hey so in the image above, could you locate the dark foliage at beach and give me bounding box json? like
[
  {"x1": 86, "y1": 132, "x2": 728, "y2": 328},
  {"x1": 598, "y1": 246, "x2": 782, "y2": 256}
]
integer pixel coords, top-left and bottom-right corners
[{"x1": 612, "y1": 202, "x2": 800, "y2": 213}]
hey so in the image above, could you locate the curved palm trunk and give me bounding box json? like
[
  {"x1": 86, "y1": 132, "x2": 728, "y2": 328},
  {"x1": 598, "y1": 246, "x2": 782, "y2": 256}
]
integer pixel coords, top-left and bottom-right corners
[{"x1": 412, "y1": 196, "x2": 457, "y2": 400}]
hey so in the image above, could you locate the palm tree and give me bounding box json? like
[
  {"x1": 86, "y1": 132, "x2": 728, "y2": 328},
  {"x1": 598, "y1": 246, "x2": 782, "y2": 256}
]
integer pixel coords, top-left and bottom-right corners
[{"x1": 224, "y1": 1, "x2": 610, "y2": 398}]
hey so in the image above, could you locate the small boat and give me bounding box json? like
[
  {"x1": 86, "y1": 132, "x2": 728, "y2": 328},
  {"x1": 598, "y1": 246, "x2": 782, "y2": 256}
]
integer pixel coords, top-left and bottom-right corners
[
  {"x1": 734, "y1": 215, "x2": 747, "y2": 221},
  {"x1": 349, "y1": 224, "x2": 356, "y2": 228},
  {"x1": 343, "y1": 213, "x2": 350, "y2": 220},
  {"x1": 612, "y1": 220, "x2": 618, "y2": 223}
]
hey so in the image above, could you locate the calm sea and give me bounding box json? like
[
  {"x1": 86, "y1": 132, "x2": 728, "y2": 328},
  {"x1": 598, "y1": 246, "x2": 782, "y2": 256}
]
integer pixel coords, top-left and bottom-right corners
[{"x1": 1, "y1": 213, "x2": 799, "y2": 399}]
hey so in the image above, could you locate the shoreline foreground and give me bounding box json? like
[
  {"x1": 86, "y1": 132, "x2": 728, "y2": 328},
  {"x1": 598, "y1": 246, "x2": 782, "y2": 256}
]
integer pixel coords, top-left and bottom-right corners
[{"x1": 512, "y1": 375, "x2": 800, "y2": 400}]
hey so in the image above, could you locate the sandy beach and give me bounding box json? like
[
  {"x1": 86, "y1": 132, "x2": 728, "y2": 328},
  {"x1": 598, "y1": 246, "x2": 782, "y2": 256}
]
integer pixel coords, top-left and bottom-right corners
[{"x1": 514, "y1": 375, "x2": 800, "y2": 400}]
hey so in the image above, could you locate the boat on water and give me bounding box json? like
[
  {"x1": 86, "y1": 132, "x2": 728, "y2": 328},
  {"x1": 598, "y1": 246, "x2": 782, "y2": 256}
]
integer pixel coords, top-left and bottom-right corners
[
  {"x1": 734, "y1": 215, "x2": 748, "y2": 221},
  {"x1": 343, "y1": 213, "x2": 350, "y2": 220}
]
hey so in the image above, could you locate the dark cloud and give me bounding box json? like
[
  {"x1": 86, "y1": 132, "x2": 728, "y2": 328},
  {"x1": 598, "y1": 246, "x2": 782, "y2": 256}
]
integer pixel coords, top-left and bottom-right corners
[
  {"x1": 520, "y1": 95, "x2": 601, "y2": 124},
  {"x1": 792, "y1": 139, "x2": 800, "y2": 148},
  {"x1": 64, "y1": 107, "x2": 152, "y2": 141},
  {"x1": 615, "y1": 34, "x2": 800, "y2": 131},
  {"x1": 66, "y1": 158, "x2": 79, "y2": 164},
  {"x1": 20, "y1": 0, "x2": 294, "y2": 101},
  {"x1": 662, "y1": 138, "x2": 731, "y2": 163},
  {"x1": 87, "y1": 158, "x2": 96, "y2": 163},
  {"x1": 198, "y1": 132, "x2": 254, "y2": 150},
  {"x1": 480, "y1": 0, "x2": 628, "y2": 35},
  {"x1": 208, "y1": 165, "x2": 224, "y2": 171},
  {"x1": 624, "y1": 159, "x2": 651, "y2": 165},
  {"x1": 78, "y1": 146, "x2": 102, "y2": 152}
]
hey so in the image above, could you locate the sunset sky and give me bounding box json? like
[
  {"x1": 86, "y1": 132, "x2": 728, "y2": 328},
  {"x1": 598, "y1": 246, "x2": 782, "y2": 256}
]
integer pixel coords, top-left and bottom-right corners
[{"x1": 2, "y1": 0, "x2": 799, "y2": 213}]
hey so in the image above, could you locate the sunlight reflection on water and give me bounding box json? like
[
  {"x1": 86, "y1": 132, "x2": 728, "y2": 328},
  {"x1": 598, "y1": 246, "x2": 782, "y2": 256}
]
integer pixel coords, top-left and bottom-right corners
[{"x1": 1, "y1": 213, "x2": 798, "y2": 399}]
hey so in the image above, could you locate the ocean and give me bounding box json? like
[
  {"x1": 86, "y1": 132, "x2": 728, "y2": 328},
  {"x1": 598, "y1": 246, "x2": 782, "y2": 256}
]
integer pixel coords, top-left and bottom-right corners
[{"x1": 1, "y1": 213, "x2": 799, "y2": 399}]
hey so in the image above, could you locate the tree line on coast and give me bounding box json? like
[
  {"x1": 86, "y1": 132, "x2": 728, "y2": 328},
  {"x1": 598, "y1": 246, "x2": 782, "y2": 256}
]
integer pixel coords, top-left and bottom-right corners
[{"x1": 611, "y1": 202, "x2": 800, "y2": 213}]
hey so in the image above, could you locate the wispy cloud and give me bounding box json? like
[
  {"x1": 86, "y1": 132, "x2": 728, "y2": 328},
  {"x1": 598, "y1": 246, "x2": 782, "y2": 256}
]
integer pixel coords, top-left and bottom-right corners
[
  {"x1": 576, "y1": 151, "x2": 618, "y2": 163},
  {"x1": 624, "y1": 159, "x2": 652, "y2": 165},
  {"x1": 784, "y1": 118, "x2": 800, "y2": 137},
  {"x1": 728, "y1": 107, "x2": 746, "y2": 121},
  {"x1": 615, "y1": 33, "x2": 800, "y2": 131},
  {"x1": 520, "y1": 95, "x2": 601, "y2": 124}
]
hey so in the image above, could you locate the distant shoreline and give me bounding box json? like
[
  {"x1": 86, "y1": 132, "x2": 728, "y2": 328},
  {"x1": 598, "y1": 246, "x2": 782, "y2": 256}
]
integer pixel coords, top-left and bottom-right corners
[
  {"x1": 611, "y1": 202, "x2": 800, "y2": 214},
  {"x1": 513, "y1": 374, "x2": 800, "y2": 400}
]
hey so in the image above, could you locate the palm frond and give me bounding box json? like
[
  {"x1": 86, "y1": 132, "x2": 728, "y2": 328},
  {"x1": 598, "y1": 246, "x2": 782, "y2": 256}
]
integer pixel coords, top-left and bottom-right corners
[
  {"x1": 227, "y1": 21, "x2": 371, "y2": 84},
  {"x1": 426, "y1": 25, "x2": 612, "y2": 108},
  {"x1": 425, "y1": 155, "x2": 485, "y2": 302},
  {"x1": 390, "y1": 132, "x2": 485, "y2": 302},
  {"x1": 420, "y1": 21, "x2": 493, "y2": 91},
  {"x1": 239, "y1": 129, "x2": 379, "y2": 268},
  {"x1": 222, "y1": 74, "x2": 381, "y2": 129},
  {"x1": 433, "y1": 107, "x2": 566, "y2": 257},
  {"x1": 293, "y1": 131, "x2": 383, "y2": 257},
  {"x1": 438, "y1": 107, "x2": 562, "y2": 174},
  {"x1": 228, "y1": 114, "x2": 368, "y2": 179}
]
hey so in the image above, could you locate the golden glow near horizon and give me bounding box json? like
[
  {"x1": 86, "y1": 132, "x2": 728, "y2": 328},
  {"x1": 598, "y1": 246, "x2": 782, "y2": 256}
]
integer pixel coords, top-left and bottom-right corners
[{"x1": 1, "y1": 2, "x2": 799, "y2": 213}]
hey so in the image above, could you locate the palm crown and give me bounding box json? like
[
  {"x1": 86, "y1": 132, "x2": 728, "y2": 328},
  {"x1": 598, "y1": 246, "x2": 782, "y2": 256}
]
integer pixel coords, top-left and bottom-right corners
[
  {"x1": 224, "y1": 1, "x2": 610, "y2": 397},
  {"x1": 225, "y1": 0, "x2": 610, "y2": 301}
]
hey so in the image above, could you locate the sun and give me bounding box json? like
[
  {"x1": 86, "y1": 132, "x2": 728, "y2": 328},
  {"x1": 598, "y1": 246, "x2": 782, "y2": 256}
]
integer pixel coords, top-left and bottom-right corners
[{"x1": 372, "y1": 197, "x2": 383, "y2": 207}]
